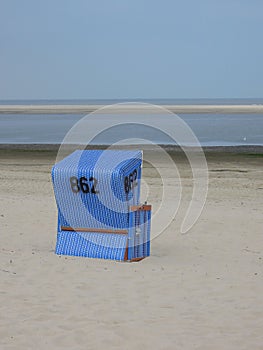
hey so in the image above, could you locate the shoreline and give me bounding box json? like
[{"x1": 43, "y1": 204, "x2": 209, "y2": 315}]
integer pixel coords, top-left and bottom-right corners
[{"x1": 0, "y1": 143, "x2": 263, "y2": 154}]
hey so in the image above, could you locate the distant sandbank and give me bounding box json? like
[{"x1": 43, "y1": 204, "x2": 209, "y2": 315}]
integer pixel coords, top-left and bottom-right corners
[{"x1": 0, "y1": 104, "x2": 263, "y2": 114}]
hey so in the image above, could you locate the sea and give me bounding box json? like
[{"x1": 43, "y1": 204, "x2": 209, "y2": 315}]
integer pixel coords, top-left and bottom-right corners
[{"x1": 0, "y1": 98, "x2": 263, "y2": 146}]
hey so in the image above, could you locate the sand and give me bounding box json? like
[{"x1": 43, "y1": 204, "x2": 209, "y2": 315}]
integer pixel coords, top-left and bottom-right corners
[{"x1": 0, "y1": 149, "x2": 263, "y2": 349}]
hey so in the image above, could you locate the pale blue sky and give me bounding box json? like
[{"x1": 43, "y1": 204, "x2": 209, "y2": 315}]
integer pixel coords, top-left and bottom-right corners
[{"x1": 0, "y1": 0, "x2": 262, "y2": 100}]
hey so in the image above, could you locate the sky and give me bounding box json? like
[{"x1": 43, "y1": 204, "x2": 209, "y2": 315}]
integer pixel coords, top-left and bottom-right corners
[{"x1": 0, "y1": 0, "x2": 263, "y2": 100}]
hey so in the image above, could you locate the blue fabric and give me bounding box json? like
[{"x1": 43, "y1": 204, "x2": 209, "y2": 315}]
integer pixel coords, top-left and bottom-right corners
[
  {"x1": 52, "y1": 150, "x2": 142, "y2": 230},
  {"x1": 55, "y1": 230, "x2": 127, "y2": 260},
  {"x1": 127, "y1": 208, "x2": 151, "y2": 260},
  {"x1": 52, "y1": 150, "x2": 145, "y2": 260}
]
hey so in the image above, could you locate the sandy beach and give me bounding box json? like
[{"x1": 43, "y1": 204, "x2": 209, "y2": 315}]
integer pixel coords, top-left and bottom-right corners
[{"x1": 0, "y1": 148, "x2": 263, "y2": 349}]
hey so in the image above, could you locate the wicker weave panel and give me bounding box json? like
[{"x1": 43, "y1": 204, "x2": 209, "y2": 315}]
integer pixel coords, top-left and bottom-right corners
[
  {"x1": 52, "y1": 150, "x2": 143, "y2": 260},
  {"x1": 56, "y1": 230, "x2": 127, "y2": 260},
  {"x1": 52, "y1": 150, "x2": 142, "y2": 230}
]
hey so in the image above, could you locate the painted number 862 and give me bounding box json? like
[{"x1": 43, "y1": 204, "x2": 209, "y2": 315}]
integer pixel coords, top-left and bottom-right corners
[
  {"x1": 70, "y1": 176, "x2": 98, "y2": 194},
  {"x1": 124, "y1": 169, "x2": 138, "y2": 194}
]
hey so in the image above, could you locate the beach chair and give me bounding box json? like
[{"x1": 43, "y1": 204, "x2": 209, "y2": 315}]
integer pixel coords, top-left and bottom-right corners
[{"x1": 51, "y1": 150, "x2": 151, "y2": 261}]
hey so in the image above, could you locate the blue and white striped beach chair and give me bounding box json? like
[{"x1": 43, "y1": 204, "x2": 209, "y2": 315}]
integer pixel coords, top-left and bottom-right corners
[{"x1": 51, "y1": 150, "x2": 151, "y2": 261}]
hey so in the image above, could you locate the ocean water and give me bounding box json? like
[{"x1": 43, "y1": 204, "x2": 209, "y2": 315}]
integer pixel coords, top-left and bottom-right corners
[{"x1": 0, "y1": 99, "x2": 263, "y2": 146}]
